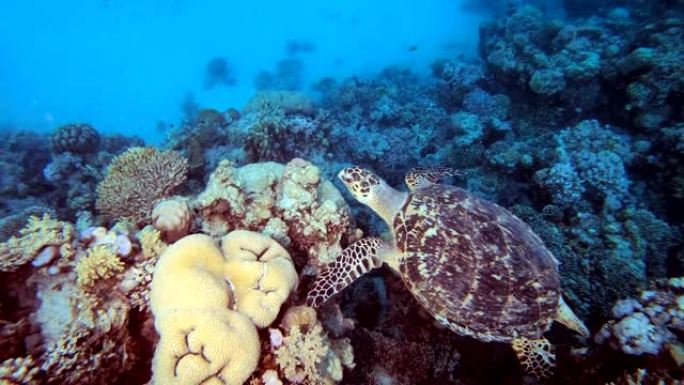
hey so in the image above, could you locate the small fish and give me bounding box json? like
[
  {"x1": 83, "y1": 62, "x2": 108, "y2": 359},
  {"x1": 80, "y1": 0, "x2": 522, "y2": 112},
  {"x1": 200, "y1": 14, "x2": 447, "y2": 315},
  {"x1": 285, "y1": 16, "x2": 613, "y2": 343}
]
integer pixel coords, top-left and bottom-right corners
[{"x1": 408, "y1": 45, "x2": 419, "y2": 52}]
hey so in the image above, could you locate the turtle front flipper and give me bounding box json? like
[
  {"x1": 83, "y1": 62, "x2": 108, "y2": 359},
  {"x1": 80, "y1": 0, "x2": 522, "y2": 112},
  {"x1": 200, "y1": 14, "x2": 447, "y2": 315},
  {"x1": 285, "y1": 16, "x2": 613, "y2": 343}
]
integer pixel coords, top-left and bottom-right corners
[
  {"x1": 405, "y1": 166, "x2": 463, "y2": 191},
  {"x1": 307, "y1": 237, "x2": 388, "y2": 308},
  {"x1": 512, "y1": 337, "x2": 555, "y2": 380}
]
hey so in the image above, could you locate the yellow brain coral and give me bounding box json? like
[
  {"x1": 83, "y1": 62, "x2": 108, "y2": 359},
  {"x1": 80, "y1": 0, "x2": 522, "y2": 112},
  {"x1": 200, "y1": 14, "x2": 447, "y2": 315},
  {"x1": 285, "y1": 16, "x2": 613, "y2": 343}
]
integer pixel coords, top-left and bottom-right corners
[
  {"x1": 150, "y1": 234, "x2": 232, "y2": 313},
  {"x1": 150, "y1": 231, "x2": 297, "y2": 385},
  {"x1": 96, "y1": 147, "x2": 188, "y2": 226},
  {"x1": 222, "y1": 230, "x2": 299, "y2": 328},
  {"x1": 152, "y1": 308, "x2": 259, "y2": 385}
]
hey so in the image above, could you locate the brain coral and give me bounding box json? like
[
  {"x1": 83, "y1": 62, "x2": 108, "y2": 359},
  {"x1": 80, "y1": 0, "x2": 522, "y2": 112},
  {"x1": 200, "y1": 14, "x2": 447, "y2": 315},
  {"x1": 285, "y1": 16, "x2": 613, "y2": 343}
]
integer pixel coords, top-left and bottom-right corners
[
  {"x1": 192, "y1": 158, "x2": 355, "y2": 270},
  {"x1": 96, "y1": 147, "x2": 188, "y2": 226},
  {"x1": 150, "y1": 231, "x2": 297, "y2": 385},
  {"x1": 222, "y1": 230, "x2": 298, "y2": 327}
]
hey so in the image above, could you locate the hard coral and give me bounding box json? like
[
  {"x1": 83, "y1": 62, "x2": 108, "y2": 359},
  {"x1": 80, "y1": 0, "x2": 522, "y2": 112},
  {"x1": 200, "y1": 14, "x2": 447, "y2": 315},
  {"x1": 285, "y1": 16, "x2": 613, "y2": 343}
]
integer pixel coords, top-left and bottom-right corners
[
  {"x1": 96, "y1": 147, "x2": 188, "y2": 226},
  {"x1": 535, "y1": 120, "x2": 632, "y2": 211},
  {"x1": 595, "y1": 277, "x2": 684, "y2": 356},
  {"x1": 244, "y1": 90, "x2": 315, "y2": 116},
  {"x1": 150, "y1": 231, "x2": 298, "y2": 385},
  {"x1": 75, "y1": 244, "x2": 125, "y2": 288},
  {"x1": 0, "y1": 214, "x2": 75, "y2": 272},
  {"x1": 152, "y1": 197, "x2": 192, "y2": 243},
  {"x1": 151, "y1": 234, "x2": 260, "y2": 385},
  {"x1": 51, "y1": 123, "x2": 101, "y2": 154},
  {"x1": 274, "y1": 306, "x2": 354, "y2": 385},
  {"x1": 36, "y1": 278, "x2": 135, "y2": 384},
  {"x1": 138, "y1": 226, "x2": 168, "y2": 259},
  {"x1": 222, "y1": 230, "x2": 298, "y2": 328},
  {"x1": 153, "y1": 308, "x2": 259, "y2": 385},
  {"x1": 193, "y1": 159, "x2": 355, "y2": 270},
  {"x1": 0, "y1": 356, "x2": 40, "y2": 385},
  {"x1": 242, "y1": 102, "x2": 329, "y2": 163}
]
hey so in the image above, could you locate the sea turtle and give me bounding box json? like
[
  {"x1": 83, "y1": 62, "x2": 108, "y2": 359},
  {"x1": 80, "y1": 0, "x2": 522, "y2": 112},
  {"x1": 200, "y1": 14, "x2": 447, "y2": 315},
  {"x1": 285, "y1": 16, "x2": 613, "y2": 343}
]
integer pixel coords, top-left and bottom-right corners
[{"x1": 307, "y1": 166, "x2": 589, "y2": 379}]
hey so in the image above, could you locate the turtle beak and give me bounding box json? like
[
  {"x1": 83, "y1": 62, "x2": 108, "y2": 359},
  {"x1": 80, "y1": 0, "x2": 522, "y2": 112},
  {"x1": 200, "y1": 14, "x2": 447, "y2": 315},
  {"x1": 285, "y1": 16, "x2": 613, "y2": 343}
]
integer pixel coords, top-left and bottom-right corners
[{"x1": 337, "y1": 169, "x2": 353, "y2": 184}]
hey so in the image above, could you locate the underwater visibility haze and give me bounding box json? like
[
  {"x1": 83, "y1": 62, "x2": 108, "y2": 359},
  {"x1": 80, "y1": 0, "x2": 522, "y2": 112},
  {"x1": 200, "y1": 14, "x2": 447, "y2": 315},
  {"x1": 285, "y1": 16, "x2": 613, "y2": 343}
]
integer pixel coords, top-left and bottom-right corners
[{"x1": 1, "y1": 0, "x2": 684, "y2": 384}]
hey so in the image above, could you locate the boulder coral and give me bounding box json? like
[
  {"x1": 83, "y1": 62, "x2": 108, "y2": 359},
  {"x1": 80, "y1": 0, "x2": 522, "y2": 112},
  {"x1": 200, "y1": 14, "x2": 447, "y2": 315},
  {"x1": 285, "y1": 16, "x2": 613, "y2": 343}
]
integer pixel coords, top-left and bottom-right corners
[
  {"x1": 96, "y1": 147, "x2": 188, "y2": 226},
  {"x1": 192, "y1": 159, "x2": 355, "y2": 270},
  {"x1": 595, "y1": 277, "x2": 684, "y2": 357},
  {"x1": 51, "y1": 123, "x2": 101, "y2": 154},
  {"x1": 152, "y1": 197, "x2": 192, "y2": 243},
  {"x1": 150, "y1": 231, "x2": 298, "y2": 385}
]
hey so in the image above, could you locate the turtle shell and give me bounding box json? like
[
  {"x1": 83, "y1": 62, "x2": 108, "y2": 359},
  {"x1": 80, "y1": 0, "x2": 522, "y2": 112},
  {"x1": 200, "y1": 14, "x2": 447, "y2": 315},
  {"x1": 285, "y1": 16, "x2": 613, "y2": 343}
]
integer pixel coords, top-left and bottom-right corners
[{"x1": 392, "y1": 184, "x2": 560, "y2": 342}]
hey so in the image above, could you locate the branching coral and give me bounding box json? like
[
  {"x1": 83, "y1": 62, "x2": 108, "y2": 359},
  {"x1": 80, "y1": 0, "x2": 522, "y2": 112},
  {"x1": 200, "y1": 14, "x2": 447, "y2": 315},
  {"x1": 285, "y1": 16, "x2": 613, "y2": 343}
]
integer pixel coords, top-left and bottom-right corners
[
  {"x1": 75, "y1": 244, "x2": 125, "y2": 288},
  {"x1": 274, "y1": 306, "x2": 354, "y2": 385},
  {"x1": 0, "y1": 214, "x2": 75, "y2": 272},
  {"x1": 96, "y1": 147, "x2": 188, "y2": 226},
  {"x1": 36, "y1": 278, "x2": 135, "y2": 384},
  {"x1": 138, "y1": 225, "x2": 168, "y2": 260},
  {"x1": 243, "y1": 102, "x2": 328, "y2": 163},
  {"x1": 244, "y1": 91, "x2": 315, "y2": 116}
]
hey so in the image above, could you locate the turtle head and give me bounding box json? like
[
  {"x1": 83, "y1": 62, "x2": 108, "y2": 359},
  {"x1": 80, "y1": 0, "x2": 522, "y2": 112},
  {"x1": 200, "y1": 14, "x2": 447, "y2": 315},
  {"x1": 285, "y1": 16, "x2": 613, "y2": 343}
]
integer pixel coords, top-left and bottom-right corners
[
  {"x1": 338, "y1": 167, "x2": 384, "y2": 205},
  {"x1": 338, "y1": 167, "x2": 407, "y2": 224}
]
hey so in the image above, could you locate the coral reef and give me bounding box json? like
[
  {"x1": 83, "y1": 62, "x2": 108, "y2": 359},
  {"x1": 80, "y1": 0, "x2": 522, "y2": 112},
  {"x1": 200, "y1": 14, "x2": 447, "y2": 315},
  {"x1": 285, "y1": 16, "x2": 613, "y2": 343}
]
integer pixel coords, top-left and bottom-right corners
[
  {"x1": 192, "y1": 159, "x2": 356, "y2": 270},
  {"x1": 595, "y1": 277, "x2": 684, "y2": 356},
  {"x1": 0, "y1": 1, "x2": 683, "y2": 384},
  {"x1": 75, "y1": 244, "x2": 124, "y2": 288},
  {"x1": 50, "y1": 123, "x2": 101, "y2": 155},
  {"x1": 0, "y1": 214, "x2": 75, "y2": 272},
  {"x1": 151, "y1": 197, "x2": 192, "y2": 243},
  {"x1": 221, "y1": 230, "x2": 298, "y2": 328},
  {"x1": 273, "y1": 306, "x2": 354, "y2": 385},
  {"x1": 535, "y1": 120, "x2": 633, "y2": 211},
  {"x1": 96, "y1": 147, "x2": 188, "y2": 226},
  {"x1": 479, "y1": 3, "x2": 684, "y2": 129},
  {"x1": 150, "y1": 231, "x2": 298, "y2": 385},
  {"x1": 0, "y1": 356, "x2": 40, "y2": 385}
]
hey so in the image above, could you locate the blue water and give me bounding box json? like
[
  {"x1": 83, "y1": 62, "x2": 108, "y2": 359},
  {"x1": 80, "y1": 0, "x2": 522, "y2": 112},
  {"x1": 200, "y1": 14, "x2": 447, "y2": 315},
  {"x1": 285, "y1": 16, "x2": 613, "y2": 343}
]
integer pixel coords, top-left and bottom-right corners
[
  {"x1": 0, "y1": 0, "x2": 480, "y2": 144},
  {"x1": 1, "y1": 1, "x2": 684, "y2": 383}
]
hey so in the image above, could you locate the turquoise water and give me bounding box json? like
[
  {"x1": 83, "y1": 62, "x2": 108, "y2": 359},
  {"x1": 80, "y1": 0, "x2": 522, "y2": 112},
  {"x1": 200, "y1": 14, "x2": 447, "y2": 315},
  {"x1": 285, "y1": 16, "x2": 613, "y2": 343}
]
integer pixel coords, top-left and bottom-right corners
[{"x1": 0, "y1": 0, "x2": 480, "y2": 144}]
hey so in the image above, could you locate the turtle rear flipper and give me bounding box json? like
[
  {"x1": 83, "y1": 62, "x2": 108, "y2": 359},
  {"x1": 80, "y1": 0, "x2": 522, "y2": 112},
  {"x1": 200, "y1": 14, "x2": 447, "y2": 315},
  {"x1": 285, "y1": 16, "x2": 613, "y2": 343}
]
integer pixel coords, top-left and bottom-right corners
[
  {"x1": 405, "y1": 166, "x2": 463, "y2": 191},
  {"x1": 512, "y1": 337, "x2": 555, "y2": 380},
  {"x1": 555, "y1": 296, "x2": 590, "y2": 337},
  {"x1": 307, "y1": 237, "x2": 388, "y2": 307}
]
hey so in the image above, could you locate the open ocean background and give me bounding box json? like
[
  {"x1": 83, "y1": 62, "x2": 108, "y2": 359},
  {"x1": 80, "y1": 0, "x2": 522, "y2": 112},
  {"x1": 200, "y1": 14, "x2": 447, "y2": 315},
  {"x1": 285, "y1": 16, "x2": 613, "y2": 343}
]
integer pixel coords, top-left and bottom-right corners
[{"x1": 0, "y1": 0, "x2": 482, "y2": 144}]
